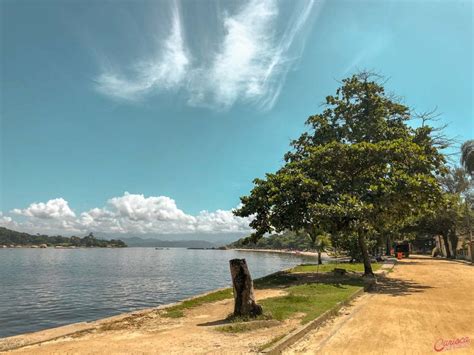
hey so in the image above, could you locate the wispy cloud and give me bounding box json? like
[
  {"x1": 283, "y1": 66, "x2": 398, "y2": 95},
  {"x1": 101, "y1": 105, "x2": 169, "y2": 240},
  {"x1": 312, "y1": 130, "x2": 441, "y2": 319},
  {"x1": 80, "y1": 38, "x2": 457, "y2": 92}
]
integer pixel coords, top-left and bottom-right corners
[
  {"x1": 341, "y1": 29, "x2": 391, "y2": 76},
  {"x1": 95, "y1": 0, "x2": 189, "y2": 101},
  {"x1": 94, "y1": 0, "x2": 317, "y2": 110},
  {"x1": 188, "y1": 0, "x2": 279, "y2": 109}
]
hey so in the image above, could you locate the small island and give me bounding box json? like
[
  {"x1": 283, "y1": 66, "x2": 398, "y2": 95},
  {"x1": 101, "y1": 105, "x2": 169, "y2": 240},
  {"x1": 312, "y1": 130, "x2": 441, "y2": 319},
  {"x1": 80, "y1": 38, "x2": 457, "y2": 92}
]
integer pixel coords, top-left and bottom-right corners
[{"x1": 0, "y1": 227, "x2": 127, "y2": 248}]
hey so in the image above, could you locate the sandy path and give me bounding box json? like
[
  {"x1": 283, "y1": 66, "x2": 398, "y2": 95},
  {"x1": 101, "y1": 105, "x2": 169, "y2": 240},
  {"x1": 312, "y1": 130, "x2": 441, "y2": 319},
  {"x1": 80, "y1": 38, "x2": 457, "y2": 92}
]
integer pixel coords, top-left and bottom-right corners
[
  {"x1": 285, "y1": 257, "x2": 474, "y2": 355},
  {"x1": 6, "y1": 289, "x2": 298, "y2": 354}
]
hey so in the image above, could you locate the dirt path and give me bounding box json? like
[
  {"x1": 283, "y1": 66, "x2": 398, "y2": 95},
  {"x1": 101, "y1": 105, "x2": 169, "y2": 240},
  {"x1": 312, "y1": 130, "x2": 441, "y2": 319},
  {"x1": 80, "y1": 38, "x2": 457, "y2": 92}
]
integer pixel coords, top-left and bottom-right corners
[
  {"x1": 5, "y1": 289, "x2": 299, "y2": 354},
  {"x1": 285, "y1": 257, "x2": 474, "y2": 355}
]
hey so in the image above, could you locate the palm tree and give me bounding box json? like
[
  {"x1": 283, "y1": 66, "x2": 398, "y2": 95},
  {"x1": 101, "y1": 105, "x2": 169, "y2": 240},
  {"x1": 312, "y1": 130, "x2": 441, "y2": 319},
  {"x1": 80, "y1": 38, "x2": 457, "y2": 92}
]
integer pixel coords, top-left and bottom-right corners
[
  {"x1": 461, "y1": 140, "x2": 474, "y2": 176},
  {"x1": 314, "y1": 233, "x2": 332, "y2": 265}
]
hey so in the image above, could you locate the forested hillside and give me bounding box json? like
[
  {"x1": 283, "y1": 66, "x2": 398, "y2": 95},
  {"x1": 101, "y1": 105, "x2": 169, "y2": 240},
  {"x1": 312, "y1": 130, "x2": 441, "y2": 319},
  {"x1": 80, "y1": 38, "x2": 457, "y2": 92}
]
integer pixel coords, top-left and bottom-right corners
[{"x1": 0, "y1": 227, "x2": 126, "y2": 247}]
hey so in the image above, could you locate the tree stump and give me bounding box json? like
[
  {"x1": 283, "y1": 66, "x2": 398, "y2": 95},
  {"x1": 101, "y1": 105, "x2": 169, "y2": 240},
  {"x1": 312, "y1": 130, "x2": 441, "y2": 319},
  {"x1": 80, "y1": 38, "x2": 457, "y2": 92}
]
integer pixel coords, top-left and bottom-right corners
[{"x1": 229, "y1": 259, "x2": 262, "y2": 317}]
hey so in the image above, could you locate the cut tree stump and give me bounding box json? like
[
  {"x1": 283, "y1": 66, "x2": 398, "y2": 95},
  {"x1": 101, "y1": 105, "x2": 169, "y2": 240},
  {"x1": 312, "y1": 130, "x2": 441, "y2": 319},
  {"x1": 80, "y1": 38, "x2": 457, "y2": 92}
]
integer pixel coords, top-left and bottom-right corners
[{"x1": 229, "y1": 258, "x2": 262, "y2": 317}]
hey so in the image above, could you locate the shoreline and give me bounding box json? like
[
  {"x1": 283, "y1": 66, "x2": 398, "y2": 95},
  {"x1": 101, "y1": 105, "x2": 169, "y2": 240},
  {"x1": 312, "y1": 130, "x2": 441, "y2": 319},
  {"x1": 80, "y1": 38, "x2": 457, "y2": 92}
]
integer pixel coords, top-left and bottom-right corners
[
  {"x1": 0, "y1": 259, "x2": 396, "y2": 353},
  {"x1": 231, "y1": 248, "x2": 343, "y2": 260},
  {"x1": 0, "y1": 259, "x2": 298, "y2": 349},
  {"x1": 232, "y1": 247, "x2": 319, "y2": 258},
  {"x1": 0, "y1": 285, "x2": 231, "y2": 352},
  {"x1": 0, "y1": 250, "x2": 345, "y2": 350}
]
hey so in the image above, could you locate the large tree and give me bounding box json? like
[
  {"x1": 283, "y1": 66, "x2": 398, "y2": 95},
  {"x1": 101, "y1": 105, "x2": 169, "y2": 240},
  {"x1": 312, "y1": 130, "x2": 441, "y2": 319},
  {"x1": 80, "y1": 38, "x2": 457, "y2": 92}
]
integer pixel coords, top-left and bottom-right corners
[
  {"x1": 461, "y1": 140, "x2": 474, "y2": 176},
  {"x1": 235, "y1": 73, "x2": 446, "y2": 276}
]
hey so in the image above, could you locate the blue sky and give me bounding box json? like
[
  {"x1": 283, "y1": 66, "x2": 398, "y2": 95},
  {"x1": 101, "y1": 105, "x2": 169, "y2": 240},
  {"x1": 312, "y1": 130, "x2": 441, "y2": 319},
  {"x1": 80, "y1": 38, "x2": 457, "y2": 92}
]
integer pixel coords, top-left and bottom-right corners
[{"x1": 1, "y1": 0, "x2": 472, "y2": 237}]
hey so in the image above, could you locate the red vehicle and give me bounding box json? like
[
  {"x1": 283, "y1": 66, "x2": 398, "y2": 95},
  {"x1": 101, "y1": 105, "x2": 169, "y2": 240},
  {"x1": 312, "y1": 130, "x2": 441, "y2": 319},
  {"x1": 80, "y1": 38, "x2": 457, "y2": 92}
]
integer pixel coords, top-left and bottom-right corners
[{"x1": 394, "y1": 242, "x2": 410, "y2": 258}]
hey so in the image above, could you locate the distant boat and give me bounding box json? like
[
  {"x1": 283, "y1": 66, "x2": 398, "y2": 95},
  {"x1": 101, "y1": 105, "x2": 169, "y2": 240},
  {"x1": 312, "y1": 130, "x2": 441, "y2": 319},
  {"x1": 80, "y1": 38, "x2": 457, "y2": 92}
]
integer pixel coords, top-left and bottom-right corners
[{"x1": 155, "y1": 247, "x2": 164, "y2": 250}]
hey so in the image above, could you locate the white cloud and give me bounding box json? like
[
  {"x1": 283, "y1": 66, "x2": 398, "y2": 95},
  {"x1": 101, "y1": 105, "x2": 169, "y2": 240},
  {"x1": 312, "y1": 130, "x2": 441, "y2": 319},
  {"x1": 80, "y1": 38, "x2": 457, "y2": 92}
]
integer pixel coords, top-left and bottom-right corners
[
  {"x1": 94, "y1": 0, "x2": 317, "y2": 110},
  {"x1": 95, "y1": 0, "x2": 189, "y2": 101},
  {"x1": 189, "y1": 0, "x2": 279, "y2": 109},
  {"x1": 1, "y1": 193, "x2": 252, "y2": 236},
  {"x1": 108, "y1": 192, "x2": 192, "y2": 222},
  {"x1": 0, "y1": 212, "x2": 16, "y2": 228},
  {"x1": 12, "y1": 198, "x2": 76, "y2": 219},
  {"x1": 189, "y1": 0, "x2": 317, "y2": 110},
  {"x1": 195, "y1": 208, "x2": 251, "y2": 233}
]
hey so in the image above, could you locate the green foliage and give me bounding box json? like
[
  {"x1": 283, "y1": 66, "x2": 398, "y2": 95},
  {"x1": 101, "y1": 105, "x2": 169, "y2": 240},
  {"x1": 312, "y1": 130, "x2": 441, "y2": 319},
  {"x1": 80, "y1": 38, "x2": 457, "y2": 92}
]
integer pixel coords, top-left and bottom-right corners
[
  {"x1": 461, "y1": 140, "x2": 474, "y2": 176},
  {"x1": 235, "y1": 72, "x2": 447, "y2": 274},
  {"x1": 229, "y1": 230, "x2": 314, "y2": 250},
  {"x1": 410, "y1": 167, "x2": 473, "y2": 258},
  {"x1": 0, "y1": 227, "x2": 126, "y2": 247},
  {"x1": 331, "y1": 232, "x2": 377, "y2": 261}
]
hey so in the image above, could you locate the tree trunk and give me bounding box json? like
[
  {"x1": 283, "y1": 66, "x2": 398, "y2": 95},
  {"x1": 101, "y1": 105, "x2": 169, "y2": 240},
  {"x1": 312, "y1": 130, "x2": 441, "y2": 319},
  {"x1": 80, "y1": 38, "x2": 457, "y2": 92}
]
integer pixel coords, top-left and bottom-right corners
[
  {"x1": 317, "y1": 251, "x2": 322, "y2": 265},
  {"x1": 385, "y1": 235, "x2": 392, "y2": 256},
  {"x1": 358, "y1": 234, "x2": 374, "y2": 276},
  {"x1": 471, "y1": 240, "x2": 474, "y2": 264},
  {"x1": 229, "y1": 259, "x2": 262, "y2": 317},
  {"x1": 448, "y1": 230, "x2": 458, "y2": 259},
  {"x1": 441, "y1": 233, "x2": 452, "y2": 259}
]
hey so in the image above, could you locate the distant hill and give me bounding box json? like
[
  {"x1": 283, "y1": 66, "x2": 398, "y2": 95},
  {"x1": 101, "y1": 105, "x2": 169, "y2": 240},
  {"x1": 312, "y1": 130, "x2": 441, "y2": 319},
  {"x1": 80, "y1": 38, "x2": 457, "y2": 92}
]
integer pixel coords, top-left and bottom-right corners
[
  {"x1": 120, "y1": 237, "x2": 216, "y2": 248},
  {"x1": 94, "y1": 232, "x2": 246, "y2": 246},
  {"x1": 0, "y1": 227, "x2": 126, "y2": 248}
]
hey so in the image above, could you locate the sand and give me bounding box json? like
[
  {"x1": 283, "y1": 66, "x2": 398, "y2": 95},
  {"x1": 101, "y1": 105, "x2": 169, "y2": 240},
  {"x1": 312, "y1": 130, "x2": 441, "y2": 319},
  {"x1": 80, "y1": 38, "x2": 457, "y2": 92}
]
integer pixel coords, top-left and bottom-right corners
[
  {"x1": 285, "y1": 256, "x2": 474, "y2": 355},
  {"x1": 5, "y1": 289, "x2": 299, "y2": 354},
  {"x1": 4, "y1": 256, "x2": 473, "y2": 354}
]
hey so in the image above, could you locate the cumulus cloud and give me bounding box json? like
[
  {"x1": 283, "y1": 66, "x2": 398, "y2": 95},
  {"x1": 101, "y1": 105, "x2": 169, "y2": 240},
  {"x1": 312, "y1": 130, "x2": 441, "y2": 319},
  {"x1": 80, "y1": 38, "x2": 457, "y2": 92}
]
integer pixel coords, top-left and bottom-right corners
[
  {"x1": 1, "y1": 193, "x2": 252, "y2": 236},
  {"x1": 12, "y1": 198, "x2": 76, "y2": 219},
  {"x1": 94, "y1": 0, "x2": 317, "y2": 110},
  {"x1": 0, "y1": 212, "x2": 16, "y2": 228},
  {"x1": 195, "y1": 208, "x2": 251, "y2": 233}
]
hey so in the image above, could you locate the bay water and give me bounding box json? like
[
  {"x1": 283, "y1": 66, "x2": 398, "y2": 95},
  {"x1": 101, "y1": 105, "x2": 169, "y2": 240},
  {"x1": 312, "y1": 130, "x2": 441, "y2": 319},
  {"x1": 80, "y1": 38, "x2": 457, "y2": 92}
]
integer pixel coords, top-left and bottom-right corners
[{"x1": 0, "y1": 248, "x2": 314, "y2": 338}]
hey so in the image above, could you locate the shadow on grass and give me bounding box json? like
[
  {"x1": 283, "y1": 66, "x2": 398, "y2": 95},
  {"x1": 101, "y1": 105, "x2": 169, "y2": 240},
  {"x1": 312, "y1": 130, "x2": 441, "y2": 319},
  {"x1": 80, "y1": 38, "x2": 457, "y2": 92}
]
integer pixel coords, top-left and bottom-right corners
[
  {"x1": 254, "y1": 270, "x2": 433, "y2": 298},
  {"x1": 254, "y1": 271, "x2": 365, "y2": 290}
]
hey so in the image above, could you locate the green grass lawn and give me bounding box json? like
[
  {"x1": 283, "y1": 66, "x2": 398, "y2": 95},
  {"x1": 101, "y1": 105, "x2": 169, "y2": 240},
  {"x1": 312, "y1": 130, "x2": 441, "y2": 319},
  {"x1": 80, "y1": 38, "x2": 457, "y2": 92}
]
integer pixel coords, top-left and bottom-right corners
[
  {"x1": 260, "y1": 282, "x2": 363, "y2": 324},
  {"x1": 162, "y1": 261, "x2": 375, "y2": 319},
  {"x1": 289, "y1": 262, "x2": 381, "y2": 273}
]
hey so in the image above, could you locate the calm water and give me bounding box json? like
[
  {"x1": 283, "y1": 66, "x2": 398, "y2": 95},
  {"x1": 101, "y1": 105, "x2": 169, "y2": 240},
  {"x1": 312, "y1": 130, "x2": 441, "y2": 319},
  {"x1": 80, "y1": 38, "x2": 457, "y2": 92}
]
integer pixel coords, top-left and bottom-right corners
[{"x1": 0, "y1": 248, "x2": 314, "y2": 338}]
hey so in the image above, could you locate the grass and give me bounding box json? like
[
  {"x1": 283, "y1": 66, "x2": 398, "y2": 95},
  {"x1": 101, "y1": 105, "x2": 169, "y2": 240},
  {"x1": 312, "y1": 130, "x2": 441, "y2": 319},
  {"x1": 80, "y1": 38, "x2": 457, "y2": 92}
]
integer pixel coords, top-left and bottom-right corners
[
  {"x1": 216, "y1": 319, "x2": 280, "y2": 333},
  {"x1": 289, "y1": 262, "x2": 381, "y2": 274},
  {"x1": 162, "y1": 288, "x2": 233, "y2": 318},
  {"x1": 254, "y1": 273, "x2": 298, "y2": 289},
  {"x1": 161, "y1": 262, "x2": 375, "y2": 320},
  {"x1": 260, "y1": 282, "x2": 363, "y2": 324}
]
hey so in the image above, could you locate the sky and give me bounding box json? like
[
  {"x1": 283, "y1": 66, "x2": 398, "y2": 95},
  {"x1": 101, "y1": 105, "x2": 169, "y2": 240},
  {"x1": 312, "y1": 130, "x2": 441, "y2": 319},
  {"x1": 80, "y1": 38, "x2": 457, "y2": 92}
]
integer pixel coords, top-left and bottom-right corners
[{"x1": 1, "y1": 0, "x2": 473, "y2": 238}]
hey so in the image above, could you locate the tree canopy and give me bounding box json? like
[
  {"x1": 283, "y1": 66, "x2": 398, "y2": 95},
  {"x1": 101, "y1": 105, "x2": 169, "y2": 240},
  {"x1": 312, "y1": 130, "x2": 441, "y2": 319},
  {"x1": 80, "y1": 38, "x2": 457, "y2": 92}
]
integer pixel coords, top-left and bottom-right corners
[
  {"x1": 235, "y1": 73, "x2": 447, "y2": 275},
  {"x1": 461, "y1": 140, "x2": 474, "y2": 176}
]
